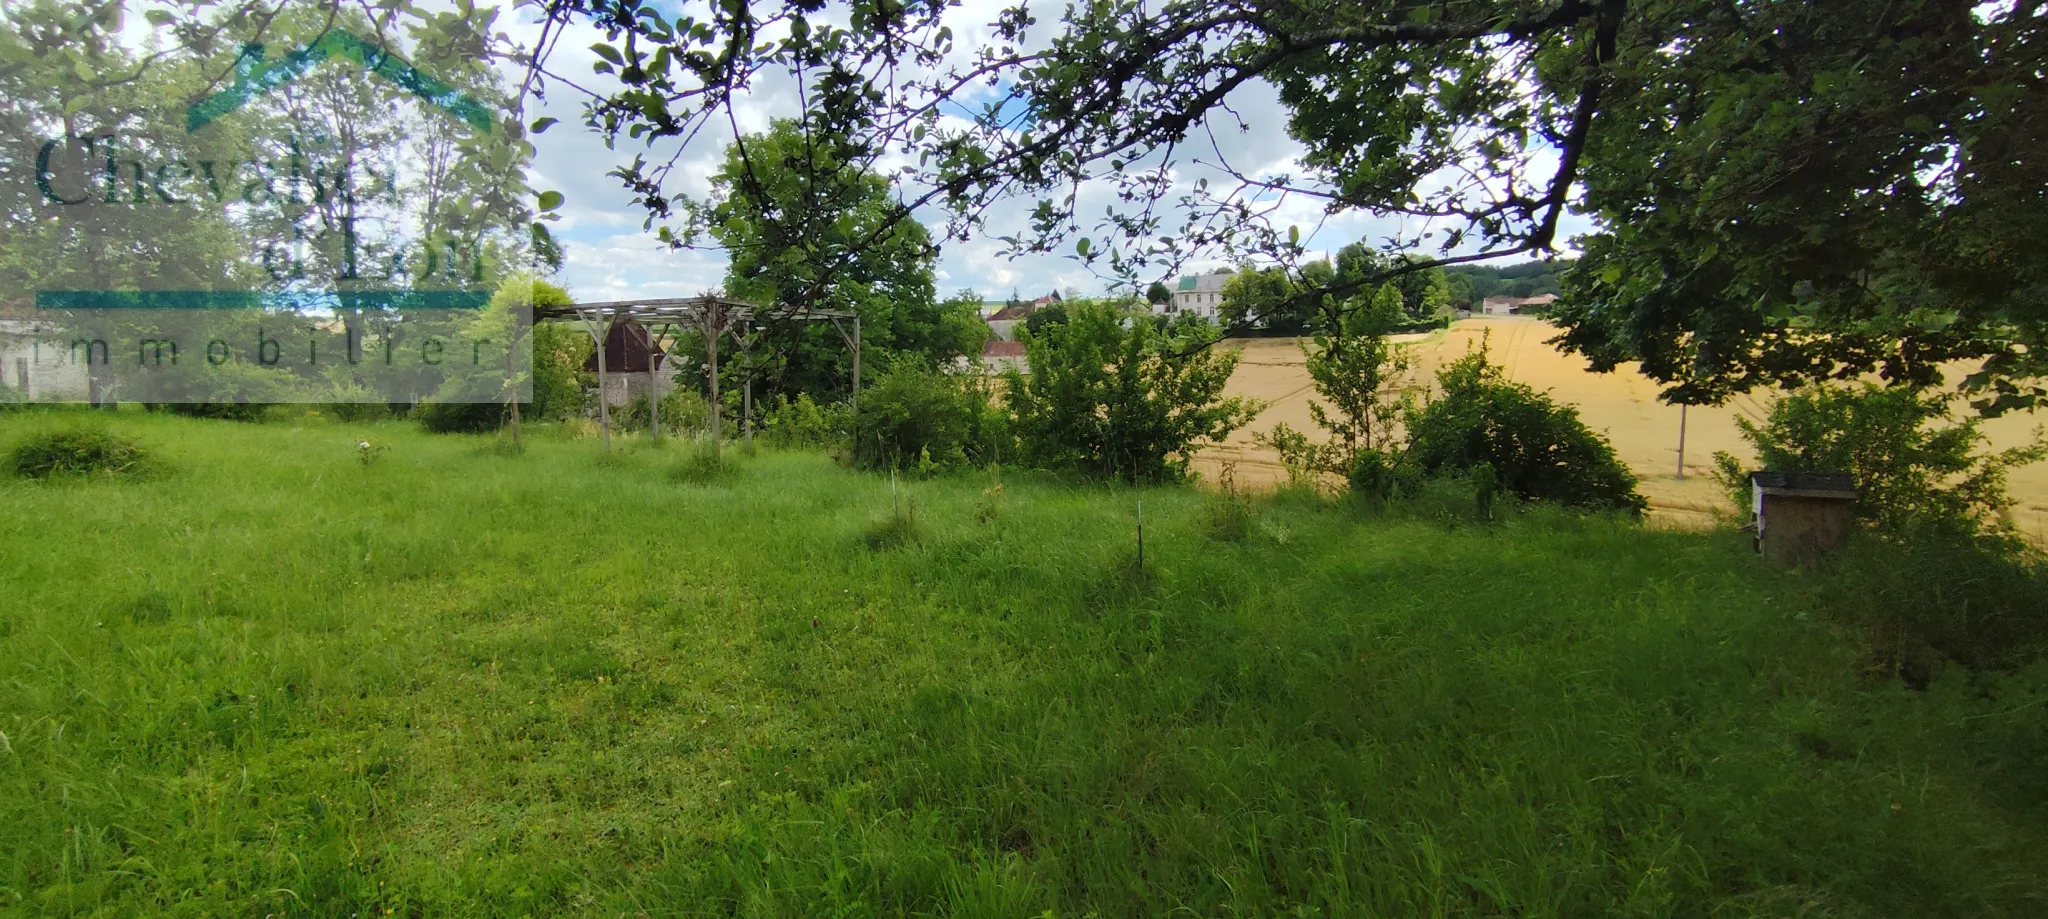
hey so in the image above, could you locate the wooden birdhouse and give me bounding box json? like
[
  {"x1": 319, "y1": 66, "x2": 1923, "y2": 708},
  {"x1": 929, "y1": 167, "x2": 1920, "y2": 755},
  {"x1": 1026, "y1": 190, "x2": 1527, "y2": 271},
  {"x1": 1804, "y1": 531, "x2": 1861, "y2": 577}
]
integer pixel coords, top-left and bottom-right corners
[{"x1": 1748, "y1": 471, "x2": 1859, "y2": 567}]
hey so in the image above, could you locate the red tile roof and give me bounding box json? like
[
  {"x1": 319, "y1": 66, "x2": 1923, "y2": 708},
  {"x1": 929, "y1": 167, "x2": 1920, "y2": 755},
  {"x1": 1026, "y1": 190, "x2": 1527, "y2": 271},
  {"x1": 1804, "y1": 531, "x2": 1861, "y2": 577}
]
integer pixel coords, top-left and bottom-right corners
[{"x1": 982, "y1": 340, "x2": 1027, "y2": 357}]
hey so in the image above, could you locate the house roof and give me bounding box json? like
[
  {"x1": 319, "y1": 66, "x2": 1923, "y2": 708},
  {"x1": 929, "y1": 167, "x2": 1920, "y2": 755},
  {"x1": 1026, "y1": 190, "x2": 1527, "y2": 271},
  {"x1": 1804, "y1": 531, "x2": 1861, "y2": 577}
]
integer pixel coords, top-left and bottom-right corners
[
  {"x1": 1749, "y1": 470, "x2": 1858, "y2": 499},
  {"x1": 987, "y1": 306, "x2": 1033, "y2": 322},
  {"x1": 982, "y1": 340, "x2": 1027, "y2": 357}
]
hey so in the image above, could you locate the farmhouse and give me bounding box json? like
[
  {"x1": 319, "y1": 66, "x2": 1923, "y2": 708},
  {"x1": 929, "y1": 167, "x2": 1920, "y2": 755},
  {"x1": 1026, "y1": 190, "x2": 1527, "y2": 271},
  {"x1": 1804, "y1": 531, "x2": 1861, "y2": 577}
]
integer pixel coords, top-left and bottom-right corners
[
  {"x1": 985, "y1": 292, "x2": 1062, "y2": 341},
  {"x1": 1167, "y1": 269, "x2": 1232, "y2": 321},
  {"x1": 978, "y1": 339, "x2": 1028, "y2": 372},
  {"x1": 1479, "y1": 293, "x2": 1558, "y2": 316}
]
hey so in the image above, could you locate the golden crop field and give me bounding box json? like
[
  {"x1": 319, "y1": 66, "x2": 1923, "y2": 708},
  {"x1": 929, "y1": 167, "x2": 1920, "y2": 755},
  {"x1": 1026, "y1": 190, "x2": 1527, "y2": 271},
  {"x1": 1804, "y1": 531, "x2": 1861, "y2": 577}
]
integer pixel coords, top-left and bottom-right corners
[{"x1": 1196, "y1": 317, "x2": 2048, "y2": 536}]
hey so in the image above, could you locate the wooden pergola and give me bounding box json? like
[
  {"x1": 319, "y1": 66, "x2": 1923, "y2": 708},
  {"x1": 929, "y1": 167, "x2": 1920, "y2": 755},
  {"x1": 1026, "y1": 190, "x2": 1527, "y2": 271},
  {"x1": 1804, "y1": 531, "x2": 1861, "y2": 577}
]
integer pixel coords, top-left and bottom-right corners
[{"x1": 531, "y1": 295, "x2": 861, "y2": 454}]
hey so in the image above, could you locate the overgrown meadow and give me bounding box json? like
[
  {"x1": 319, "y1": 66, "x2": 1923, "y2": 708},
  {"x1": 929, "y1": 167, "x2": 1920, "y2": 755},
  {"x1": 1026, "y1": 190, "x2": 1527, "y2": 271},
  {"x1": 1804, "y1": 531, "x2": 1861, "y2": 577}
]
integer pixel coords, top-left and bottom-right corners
[{"x1": 3, "y1": 413, "x2": 2046, "y2": 917}]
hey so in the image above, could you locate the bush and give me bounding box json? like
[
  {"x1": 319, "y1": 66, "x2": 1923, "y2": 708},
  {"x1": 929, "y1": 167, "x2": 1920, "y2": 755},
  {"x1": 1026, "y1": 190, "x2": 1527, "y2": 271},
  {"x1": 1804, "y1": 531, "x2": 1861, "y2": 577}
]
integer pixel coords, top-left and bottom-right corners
[
  {"x1": 0, "y1": 382, "x2": 24, "y2": 412},
  {"x1": 316, "y1": 381, "x2": 392, "y2": 422},
  {"x1": 1714, "y1": 383, "x2": 2046, "y2": 536},
  {"x1": 614, "y1": 386, "x2": 708, "y2": 435},
  {"x1": 1260, "y1": 299, "x2": 1412, "y2": 484},
  {"x1": 530, "y1": 311, "x2": 591, "y2": 422},
  {"x1": 1813, "y1": 529, "x2": 2048, "y2": 677},
  {"x1": 1007, "y1": 303, "x2": 1258, "y2": 483},
  {"x1": 322, "y1": 400, "x2": 391, "y2": 423},
  {"x1": 853, "y1": 362, "x2": 1008, "y2": 472},
  {"x1": 166, "y1": 401, "x2": 270, "y2": 422},
  {"x1": 1404, "y1": 343, "x2": 1645, "y2": 514},
  {"x1": 417, "y1": 400, "x2": 507, "y2": 434},
  {"x1": 8, "y1": 426, "x2": 154, "y2": 478},
  {"x1": 761, "y1": 393, "x2": 850, "y2": 448}
]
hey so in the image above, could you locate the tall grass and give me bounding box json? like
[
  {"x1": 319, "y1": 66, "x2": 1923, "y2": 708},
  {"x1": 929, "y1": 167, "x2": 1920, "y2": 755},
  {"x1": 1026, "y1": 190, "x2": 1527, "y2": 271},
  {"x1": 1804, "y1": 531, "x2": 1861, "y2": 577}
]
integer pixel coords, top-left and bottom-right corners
[{"x1": 1, "y1": 411, "x2": 2045, "y2": 916}]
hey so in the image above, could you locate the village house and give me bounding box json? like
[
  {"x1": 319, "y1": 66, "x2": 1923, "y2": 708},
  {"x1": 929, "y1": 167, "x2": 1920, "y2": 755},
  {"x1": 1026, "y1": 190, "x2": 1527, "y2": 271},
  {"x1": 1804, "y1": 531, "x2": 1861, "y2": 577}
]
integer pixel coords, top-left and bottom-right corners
[
  {"x1": 1167, "y1": 269, "x2": 1233, "y2": 321},
  {"x1": 1479, "y1": 293, "x2": 1558, "y2": 316}
]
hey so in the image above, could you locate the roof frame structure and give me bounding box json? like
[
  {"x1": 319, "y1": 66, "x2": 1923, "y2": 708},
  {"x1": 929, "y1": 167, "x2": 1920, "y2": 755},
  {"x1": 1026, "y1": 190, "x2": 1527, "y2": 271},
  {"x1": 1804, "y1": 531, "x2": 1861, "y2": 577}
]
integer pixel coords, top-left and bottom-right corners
[{"x1": 533, "y1": 295, "x2": 861, "y2": 455}]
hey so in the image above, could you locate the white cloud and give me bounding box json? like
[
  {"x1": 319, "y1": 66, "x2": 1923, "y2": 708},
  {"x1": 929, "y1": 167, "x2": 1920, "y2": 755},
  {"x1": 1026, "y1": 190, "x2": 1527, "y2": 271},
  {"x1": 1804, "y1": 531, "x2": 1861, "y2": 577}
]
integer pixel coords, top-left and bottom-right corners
[{"x1": 490, "y1": 0, "x2": 1580, "y2": 305}]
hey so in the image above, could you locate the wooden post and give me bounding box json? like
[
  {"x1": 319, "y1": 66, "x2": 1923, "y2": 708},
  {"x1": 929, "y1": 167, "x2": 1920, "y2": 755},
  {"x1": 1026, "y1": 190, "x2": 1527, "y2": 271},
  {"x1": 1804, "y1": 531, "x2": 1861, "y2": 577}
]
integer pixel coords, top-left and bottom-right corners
[
  {"x1": 706, "y1": 302, "x2": 721, "y2": 461},
  {"x1": 647, "y1": 321, "x2": 661, "y2": 443},
  {"x1": 1676, "y1": 404, "x2": 1688, "y2": 479},
  {"x1": 506, "y1": 342, "x2": 521, "y2": 447},
  {"x1": 1135, "y1": 497, "x2": 1145, "y2": 587},
  {"x1": 851, "y1": 315, "x2": 862, "y2": 413},
  {"x1": 589, "y1": 309, "x2": 613, "y2": 453}
]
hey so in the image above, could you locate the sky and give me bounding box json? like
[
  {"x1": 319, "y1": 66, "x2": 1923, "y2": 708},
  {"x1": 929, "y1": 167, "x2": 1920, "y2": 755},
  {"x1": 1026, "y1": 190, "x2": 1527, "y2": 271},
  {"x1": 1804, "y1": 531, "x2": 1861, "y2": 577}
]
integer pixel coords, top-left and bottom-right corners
[{"x1": 490, "y1": 1, "x2": 1592, "y2": 304}]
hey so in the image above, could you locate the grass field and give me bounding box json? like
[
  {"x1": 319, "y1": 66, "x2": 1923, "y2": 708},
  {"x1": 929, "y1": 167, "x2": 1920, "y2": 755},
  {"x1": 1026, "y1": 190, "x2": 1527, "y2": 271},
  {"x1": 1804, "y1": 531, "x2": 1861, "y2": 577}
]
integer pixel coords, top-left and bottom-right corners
[
  {"x1": 1199, "y1": 318, "x2": 2048, "y2": 536},
  {"x1": 5, "y1": 413, "x2": 2048, "y2": 917}
]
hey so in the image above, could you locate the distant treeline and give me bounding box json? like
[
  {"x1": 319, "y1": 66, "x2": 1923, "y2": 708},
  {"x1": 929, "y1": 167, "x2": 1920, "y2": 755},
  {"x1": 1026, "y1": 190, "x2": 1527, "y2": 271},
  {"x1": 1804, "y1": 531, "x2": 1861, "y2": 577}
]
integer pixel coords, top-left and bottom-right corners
[{"x1": 1443, "y1": 259, "x2": 1574, "y2": 307}]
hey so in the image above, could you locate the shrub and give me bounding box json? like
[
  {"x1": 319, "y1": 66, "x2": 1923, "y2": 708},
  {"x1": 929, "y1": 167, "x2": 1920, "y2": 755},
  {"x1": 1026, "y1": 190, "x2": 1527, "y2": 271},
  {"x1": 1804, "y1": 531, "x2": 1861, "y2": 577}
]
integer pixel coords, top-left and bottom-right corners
[
  {"x1": 0, "y1": 382, "x2": 24, "y2": 412},
  {"x1": 853, "y1": 362, "x2": 1008, "y2": 472},
  {"x1": 761, "y1": 393, "x2": 850, "y2": 449},
  {"x1": 1007, "y1": 302, "x2": 1258, "y2": 483},
  {"x1": 1813, "y1": 528, "x2": 2048, "y2": 677},
  {"x1": 1404, "y1": 343, "x2": 1645, "y2": 514},
  {"x1": 323, "y1": 400, "x2": 390, "y2": 423},
  {"x1": 9, "y1": 426, "x2": 154, "y2": 478},
  {"x1": 1714, "y1": 383, "x2": 2046, "y2": 536},
  {"x1": 1259, "y1": 295, "x2": 1412, "y2": 485},
  {"x1": 530, "y1": 315, "x2": 591, "y2": 422},
  {"x1": 417, "y1": 400, "x2": 507, "y2": 434},
  {"x1": 614, "y1": 386, "x2": 708, "y2": 435},
  {"x1": 317, "y1": 380, "x2": 391, "y2": 422},
  {"x1": 166, "y1": 401, "x2": 270, "y2": 422}
]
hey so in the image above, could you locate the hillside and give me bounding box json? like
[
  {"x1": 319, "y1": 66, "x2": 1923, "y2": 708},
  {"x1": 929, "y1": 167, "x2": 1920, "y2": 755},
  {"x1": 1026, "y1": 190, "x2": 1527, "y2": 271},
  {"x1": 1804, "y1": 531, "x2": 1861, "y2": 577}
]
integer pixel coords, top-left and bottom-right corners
[{"x1": 3, "y1": 414, "x2": 2046, "y2": 917}]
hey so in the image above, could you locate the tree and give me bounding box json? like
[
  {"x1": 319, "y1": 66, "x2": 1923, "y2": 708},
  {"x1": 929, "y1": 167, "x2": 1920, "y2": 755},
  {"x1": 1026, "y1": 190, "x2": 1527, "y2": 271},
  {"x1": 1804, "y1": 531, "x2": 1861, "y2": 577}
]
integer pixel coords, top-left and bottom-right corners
[
  {"x1": 700, "y1": 119, "x2": 963, "y2": 399},
  {"x1": 1218, "y1": 265, "x2": 1294, "y2": 331},
  {"x1": 1145, "y1": 280, "x2": 1172, "y2": 307},
  {"x1": 1392, "y1": 260, "x2": 1451, "y2": 322},
  {"x1": 557, "y1": 0, "x2": 2045, "y2": 416},
  {"x1": 1007, "y1": 301, "x2": 1258, "y2": 483},
  {"x1": 1713, "y1": 385, "x2": 2048, "y2": 537},
  {"x1": 1261, "y1": 290, "x2": 1411, "y2": 484},
  {"x1": 1023, "y1": 301, "x2": 1069, "y2": 338},
  {"x1": 524, "y1": 281, "x2": 586, "y2": 422}
]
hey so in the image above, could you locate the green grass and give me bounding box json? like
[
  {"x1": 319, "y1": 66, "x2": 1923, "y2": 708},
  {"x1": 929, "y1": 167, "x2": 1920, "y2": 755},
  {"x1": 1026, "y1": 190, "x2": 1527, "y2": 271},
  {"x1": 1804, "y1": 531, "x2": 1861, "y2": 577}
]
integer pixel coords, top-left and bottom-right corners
[{"x1": 3, "y1": 412, "x2": 2046, "y2": 917}]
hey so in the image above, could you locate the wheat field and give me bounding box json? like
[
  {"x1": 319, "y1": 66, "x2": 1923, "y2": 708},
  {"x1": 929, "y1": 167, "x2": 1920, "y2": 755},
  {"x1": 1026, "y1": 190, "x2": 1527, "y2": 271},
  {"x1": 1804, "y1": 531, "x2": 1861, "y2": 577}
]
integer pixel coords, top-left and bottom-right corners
[{"x1": 1196, "y1": 317, "x2": 2048, "y2": 535}]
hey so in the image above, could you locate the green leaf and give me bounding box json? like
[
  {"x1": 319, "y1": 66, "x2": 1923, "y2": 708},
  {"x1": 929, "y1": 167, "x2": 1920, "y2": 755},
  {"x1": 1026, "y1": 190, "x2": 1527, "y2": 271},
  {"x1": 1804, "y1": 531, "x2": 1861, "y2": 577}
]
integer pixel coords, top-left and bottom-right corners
[
  {"x1": 530, "y1": 116, "x2": 558, "y2": 134},
  {"x1": 1076, "y1": 237, "x2": 1091, "y2": 256},
  {"x1": 537, "y1": 190, "x2": 564, "y2": 211},
  {"x1": 591, "y1": 43, "x2": 624, "y2": 65}
]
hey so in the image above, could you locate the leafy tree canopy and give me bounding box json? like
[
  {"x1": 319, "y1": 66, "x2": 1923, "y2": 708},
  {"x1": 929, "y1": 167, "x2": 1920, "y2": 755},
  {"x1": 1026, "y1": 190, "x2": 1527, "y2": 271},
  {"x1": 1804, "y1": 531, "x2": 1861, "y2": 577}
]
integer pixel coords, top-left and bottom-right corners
[
  {"x1": 541, "y1": 0, "x2": 2043, "y2": 411},
  {"x1": 698, "y1": 119, "x2": 978, "y2": 398}
]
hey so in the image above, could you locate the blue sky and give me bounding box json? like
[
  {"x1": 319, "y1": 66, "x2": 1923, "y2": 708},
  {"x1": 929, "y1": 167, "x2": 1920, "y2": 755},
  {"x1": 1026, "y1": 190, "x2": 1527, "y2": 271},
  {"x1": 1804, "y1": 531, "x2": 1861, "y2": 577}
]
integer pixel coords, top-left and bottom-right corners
[{"x1": 503, "y1": 2, "x2": 1591, "y2": 306}]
